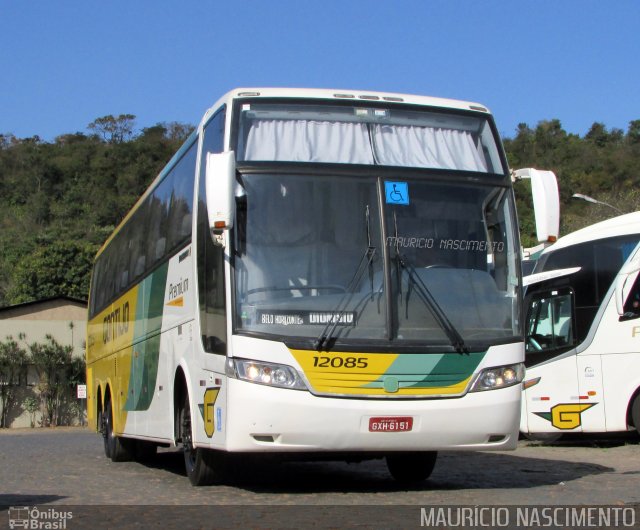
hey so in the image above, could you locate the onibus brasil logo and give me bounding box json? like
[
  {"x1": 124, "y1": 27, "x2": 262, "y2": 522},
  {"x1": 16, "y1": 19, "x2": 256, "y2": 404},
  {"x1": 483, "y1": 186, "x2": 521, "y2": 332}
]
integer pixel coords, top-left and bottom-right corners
[{"x1": 8, "y1": 507, "x2": 73, "y2": 529}]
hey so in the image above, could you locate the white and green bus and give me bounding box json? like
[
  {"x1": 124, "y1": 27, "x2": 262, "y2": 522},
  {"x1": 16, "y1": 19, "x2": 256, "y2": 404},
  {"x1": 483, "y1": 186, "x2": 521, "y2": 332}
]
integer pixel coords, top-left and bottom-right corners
[
  {"x1": 87, "y1": 88, "x2": 526, "y2": 485},
  {"x1": 522, "y1": 212, "x2": 640, "y2": 437}
]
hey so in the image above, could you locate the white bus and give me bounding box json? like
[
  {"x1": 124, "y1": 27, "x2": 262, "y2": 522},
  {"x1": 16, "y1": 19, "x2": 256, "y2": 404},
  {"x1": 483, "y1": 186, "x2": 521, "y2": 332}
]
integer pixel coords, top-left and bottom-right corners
[
  {"x1": 521, "y1": 212, "x2": 640, "y2": 437},
  {"x1": 87, "y1": 88, "x2": 526, "y2": 485}
]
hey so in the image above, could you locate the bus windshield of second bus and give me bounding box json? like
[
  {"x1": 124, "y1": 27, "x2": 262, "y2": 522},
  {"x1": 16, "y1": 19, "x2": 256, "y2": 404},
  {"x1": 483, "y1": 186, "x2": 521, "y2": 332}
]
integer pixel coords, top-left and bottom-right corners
[{"x1": 230, "y1": 100, "x2": 520, "y2": 353}]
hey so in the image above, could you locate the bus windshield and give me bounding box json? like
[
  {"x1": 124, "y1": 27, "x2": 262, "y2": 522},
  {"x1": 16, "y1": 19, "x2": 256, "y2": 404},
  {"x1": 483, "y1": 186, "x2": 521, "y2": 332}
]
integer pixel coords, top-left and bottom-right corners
[
  {"x1": 233, "y1": 172, "x2": 520, "y2": 349},
  {"x1": 237, "y1": 102, "x2": 504, "y2": 174}
]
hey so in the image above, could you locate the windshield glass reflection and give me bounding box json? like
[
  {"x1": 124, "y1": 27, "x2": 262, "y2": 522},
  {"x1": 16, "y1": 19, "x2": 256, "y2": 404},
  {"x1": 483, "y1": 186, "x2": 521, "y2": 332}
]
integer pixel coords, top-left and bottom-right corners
[{"x1": 233, "y1": 173, "x2": 520, "y2": 348}]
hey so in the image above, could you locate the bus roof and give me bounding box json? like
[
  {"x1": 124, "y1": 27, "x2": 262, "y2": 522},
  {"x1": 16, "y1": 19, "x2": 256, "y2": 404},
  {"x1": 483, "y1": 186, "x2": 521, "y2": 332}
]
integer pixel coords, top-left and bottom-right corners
[
  {"x1": 96, "y1": 88, "x2": 494, "y2": 260},
  {"x1": 541, "y1": 211, "x2": 640, "y2": 255},
  {"x1": 201, "y1": 87, "x2": 492, "y2": 126}
]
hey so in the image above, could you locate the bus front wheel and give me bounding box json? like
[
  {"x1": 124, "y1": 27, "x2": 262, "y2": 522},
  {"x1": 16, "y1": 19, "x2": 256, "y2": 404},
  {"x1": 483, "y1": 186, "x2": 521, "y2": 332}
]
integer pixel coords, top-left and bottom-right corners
[
  {"x1": 631, "y1": 393, "x2": 640, "y2": 435},
  {"x1": 181, "y1": 393, "x2": 221, "y2": 486},
  {"x1": 386, "y1": 451, "x2": 437, "y2": 484}
]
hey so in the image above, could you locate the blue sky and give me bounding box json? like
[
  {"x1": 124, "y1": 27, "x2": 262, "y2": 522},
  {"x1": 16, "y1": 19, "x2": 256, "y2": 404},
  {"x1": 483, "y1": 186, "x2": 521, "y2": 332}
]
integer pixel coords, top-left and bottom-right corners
[{"x1": 1, "y1": 0, "x2": 638, "y2": 141}]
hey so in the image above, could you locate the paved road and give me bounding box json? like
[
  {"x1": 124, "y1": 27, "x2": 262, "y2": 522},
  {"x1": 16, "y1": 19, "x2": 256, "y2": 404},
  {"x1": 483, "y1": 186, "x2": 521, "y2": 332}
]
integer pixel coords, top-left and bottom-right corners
[{"x1": 1, "y1": 427, "x2": 639, "y2": 528}]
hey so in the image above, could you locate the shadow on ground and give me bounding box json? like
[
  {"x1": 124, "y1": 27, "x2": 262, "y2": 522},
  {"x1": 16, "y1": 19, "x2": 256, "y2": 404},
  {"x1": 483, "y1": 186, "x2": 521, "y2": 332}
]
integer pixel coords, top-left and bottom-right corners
[
  {"x1": 145, "y1": 445, "x2": 616, "y2": 494},
  {"x1": 522, "y1": 431, "x2": 639, "y2": 448},
  {"x1": 0, "y1": 494, "x2": 67, "y2": 508}
]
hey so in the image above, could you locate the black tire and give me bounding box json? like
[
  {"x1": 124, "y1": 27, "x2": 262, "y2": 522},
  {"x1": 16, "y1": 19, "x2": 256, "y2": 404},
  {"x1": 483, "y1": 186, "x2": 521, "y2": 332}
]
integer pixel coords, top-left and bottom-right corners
[
  {"x1": 386, "y1": 451, "x2": 437, "y2": 484},
  {"x1": 99, "y1": 407, "x2": 110, "y2": 459},
  {"x1": 181, "y1": 392, "x2": 221, "y2": 486},
  {"x1": 631, "y1": 393, "x2": 640, "y2": 435},
  {"x1": 104, "y1": 397, "x2": 134, "y2": 462}
]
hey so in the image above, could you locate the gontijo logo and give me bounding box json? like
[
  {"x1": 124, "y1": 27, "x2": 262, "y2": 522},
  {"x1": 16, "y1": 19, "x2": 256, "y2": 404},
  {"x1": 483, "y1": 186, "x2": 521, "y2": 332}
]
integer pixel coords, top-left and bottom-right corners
[
  {"x1": 534, "y1": 403, "x2": 596, "y2": 430},
  {"x1": 102, "y1": 301, "x2": 130, "y2": 344}
]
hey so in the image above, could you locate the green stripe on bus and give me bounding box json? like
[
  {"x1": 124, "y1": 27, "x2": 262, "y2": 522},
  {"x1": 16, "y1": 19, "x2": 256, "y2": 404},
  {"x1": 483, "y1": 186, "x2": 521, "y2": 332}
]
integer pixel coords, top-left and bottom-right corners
[
  {"x1": 125, "y1": 263, "x2": 168, "y2": 411},
  {"x1": 363, "y1": 351, "x2": 485, "y2": 390}
]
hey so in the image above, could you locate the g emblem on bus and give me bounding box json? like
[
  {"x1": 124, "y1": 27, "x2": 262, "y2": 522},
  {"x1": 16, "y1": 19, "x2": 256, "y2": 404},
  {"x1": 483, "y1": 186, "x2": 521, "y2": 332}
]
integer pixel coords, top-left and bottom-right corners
[
  {"x1": 200, "y1": 388, "x2": 220, "y2": 438},
  {"x1": 534, "y1": 403, "x2": 596, "y2": 430}
]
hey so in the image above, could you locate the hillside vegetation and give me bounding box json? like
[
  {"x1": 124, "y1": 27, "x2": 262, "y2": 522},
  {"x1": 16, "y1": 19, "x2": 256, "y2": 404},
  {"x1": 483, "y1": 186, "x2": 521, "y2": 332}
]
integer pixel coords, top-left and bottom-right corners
[{"x1": 1, "y1": 116, "x2": 639, "y2": 308}]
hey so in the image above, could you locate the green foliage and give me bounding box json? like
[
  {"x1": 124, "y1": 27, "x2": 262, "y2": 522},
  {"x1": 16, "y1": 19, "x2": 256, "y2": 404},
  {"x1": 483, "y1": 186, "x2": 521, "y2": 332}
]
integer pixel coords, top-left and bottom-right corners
[
  {"x1": 23, "y1": 395, "x2": 39, "y2": 428},
  {"x1": 1, "y1": 113, "x2": 639, "y2": 307},
  {"x1": 504, "y1": 119, "x2": 640, "y2": 241},
  {"x1": 0, "y1": 117, "x2": 193, "y2": 307},
  {"x1": 29, "y1": 334, "x2": 78, "y2": 427},
  {"x1": 88, "y1": 114, "x2": 137, "y2": 143},
  {"x1": 0, "y1": 333, "x2": 84, "y2": 428},
  {"x1": 7, "y1": 240, "x2": 97, "y2": 304},
  {"x1": 0, "y1": 335, "x2": 29, "y2": 428}
]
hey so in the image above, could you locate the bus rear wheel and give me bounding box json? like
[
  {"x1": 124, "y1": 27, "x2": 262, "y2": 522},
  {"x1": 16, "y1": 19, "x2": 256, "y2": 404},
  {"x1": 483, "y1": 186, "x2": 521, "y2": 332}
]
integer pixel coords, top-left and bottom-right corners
[
  {"x1": 103, "y1": 397, "x2": 134, "y2": 462},
  {"x1": 386, "y1": 451, "x2": 437, "y2": 484},
  {"x1": 180, "y1": 393, "x2": 221, "y2": 486},
  {"x1": 99, "y1": 407, "x2": 109, "y2": 459}
]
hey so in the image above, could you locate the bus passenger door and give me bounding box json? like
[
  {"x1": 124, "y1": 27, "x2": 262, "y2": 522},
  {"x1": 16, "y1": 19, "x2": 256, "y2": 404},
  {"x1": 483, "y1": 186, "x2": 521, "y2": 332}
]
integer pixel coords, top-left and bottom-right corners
[
  {"x1": 575, "y1": 353, "x2": 605, "y2": 432},
  {"x1": 522, "y1": 288, "x2": 582, "y2": 434}
]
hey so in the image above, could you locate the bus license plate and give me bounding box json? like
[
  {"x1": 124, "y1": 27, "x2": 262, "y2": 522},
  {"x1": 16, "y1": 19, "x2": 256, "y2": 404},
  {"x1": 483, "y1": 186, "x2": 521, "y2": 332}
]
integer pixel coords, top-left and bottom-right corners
[{"x1": 369, "y1": 416, "x2": 413, "y2": 432}]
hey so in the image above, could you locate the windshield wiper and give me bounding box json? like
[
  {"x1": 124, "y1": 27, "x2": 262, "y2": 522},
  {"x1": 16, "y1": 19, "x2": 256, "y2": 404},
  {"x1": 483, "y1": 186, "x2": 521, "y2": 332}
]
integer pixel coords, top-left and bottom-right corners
[
  {"x1": 396, "y1": 252, "x2": 469, "y2": 353},
  {"x1": 315, "y1": 206, "x2": 376, "y2": 351},
  {"x1": 390, "y1": 212, "x2": 467, "y2": 353}
]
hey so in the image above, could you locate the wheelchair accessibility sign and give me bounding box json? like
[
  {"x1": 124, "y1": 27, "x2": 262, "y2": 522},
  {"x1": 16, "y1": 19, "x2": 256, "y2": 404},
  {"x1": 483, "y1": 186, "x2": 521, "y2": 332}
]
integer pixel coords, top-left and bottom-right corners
[{"x1": 385, "y1": 181, "x2": 409, "y2": 205}]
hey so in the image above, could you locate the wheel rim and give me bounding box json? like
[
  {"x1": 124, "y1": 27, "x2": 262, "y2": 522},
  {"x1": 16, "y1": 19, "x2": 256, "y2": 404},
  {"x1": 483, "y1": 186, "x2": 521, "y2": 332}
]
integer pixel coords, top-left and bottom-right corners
[
  {"x1": 102, "y1": 404, "x2": 112, "y2": 456},
  {"x1": 182, "y1": 398, "x2": 196, "y2": 470}
]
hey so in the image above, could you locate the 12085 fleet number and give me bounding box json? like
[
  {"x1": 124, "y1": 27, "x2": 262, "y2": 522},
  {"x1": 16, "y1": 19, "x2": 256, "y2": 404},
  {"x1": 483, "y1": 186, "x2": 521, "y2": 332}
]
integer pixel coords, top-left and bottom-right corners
[{"x1": 313, "y1": 356, "x2": 369, "y2": 368}]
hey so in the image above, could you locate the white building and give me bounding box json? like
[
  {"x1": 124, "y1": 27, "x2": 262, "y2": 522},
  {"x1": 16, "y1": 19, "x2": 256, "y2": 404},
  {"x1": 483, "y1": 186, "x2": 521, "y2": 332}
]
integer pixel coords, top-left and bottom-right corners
[{"x1": 0, "y1": 296, "x2": 87, "y2": 428}]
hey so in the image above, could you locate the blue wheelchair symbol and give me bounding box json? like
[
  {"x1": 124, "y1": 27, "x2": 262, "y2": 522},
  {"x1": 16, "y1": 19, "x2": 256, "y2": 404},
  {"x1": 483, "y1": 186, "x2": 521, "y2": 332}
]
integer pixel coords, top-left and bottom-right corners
[{"x1": 385, "y1": 181, "x2": 409, "y2": 205}]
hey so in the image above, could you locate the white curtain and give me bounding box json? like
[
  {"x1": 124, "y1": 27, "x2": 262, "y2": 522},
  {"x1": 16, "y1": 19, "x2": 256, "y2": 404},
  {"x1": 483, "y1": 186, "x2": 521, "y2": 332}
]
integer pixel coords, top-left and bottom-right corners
[
  {"x1": 372, "y1": 124, "x2": 488, "y2": 172},
  {"x1": 242, "y1": 119, "x2": 488, "y2": 172},
  {"x1": 243, "y1": 119, "x2": 374, "y2": 164}
]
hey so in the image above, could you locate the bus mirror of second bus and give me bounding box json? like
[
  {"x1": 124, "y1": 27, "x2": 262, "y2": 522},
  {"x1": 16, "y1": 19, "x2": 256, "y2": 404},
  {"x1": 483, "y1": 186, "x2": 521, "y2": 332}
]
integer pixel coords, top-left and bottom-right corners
[
  {"x1": 615, "y1": 249, "x2": 640, "y2": 319},
  {"x1": 205, "y1": 151, "x2": 236, "y2": 231}
]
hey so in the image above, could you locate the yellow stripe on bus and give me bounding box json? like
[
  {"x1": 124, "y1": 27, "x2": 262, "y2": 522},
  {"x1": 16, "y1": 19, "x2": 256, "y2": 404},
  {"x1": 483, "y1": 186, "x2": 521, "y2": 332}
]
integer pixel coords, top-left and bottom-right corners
[{"x1": 87, "y1": 286, "x2": 139, "y2": 434}]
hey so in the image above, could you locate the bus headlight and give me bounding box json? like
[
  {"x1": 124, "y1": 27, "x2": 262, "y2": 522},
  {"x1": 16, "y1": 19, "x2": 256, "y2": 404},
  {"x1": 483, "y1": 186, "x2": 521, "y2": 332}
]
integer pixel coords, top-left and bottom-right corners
[
  {"x1": 227, "y1": 358, "x2": 307, "y2": 390},
  {"x1": 469, "y1": 363, "x2": 525, "y2": 392}
]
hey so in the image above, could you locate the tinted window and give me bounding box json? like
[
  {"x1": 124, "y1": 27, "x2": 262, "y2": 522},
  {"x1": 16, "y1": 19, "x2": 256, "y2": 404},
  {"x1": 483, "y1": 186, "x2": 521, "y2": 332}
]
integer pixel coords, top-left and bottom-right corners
[
  {"x1": 89, "y1": 140, "x2": 197, "y2": 317},
  {"x1": 532, "y1": 234, "x2": 640, "y2": 344},
  {"x1": 525, "y1": 288, "x2": 575, "y2": 366}
]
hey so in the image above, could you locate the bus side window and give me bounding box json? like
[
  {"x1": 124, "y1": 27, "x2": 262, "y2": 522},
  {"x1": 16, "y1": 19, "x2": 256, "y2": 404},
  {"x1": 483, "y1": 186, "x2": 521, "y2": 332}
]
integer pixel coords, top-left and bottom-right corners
[{"x1": 525, "y1": 288, "x2": 576, "y2": 365}]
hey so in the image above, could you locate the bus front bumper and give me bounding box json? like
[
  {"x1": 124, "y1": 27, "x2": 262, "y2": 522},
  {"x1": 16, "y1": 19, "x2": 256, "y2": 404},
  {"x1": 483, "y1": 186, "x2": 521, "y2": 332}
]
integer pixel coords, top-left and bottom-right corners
[{"x1": 223, "y1": 379, "x2": 521, "y2": 453}]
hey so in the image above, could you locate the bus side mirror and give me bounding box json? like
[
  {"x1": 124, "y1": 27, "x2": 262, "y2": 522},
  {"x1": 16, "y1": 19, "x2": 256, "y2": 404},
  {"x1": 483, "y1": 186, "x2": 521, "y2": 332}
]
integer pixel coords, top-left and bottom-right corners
[
  {"x1": 205, "y1": 151, "x2": 236, "y2": 231},
  {"x1": 615, "y1": 249, "x2": 640, "y2": 319},
  {"x1": 512, "y1": 168, "x2": 560, "y2": 244}
]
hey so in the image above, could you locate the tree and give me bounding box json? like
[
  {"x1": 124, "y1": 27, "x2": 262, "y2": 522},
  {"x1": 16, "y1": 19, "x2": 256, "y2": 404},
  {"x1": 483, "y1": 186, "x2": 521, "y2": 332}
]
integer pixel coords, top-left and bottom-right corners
[
  {"x1": 66, "y1": 355, "x2": 86, "y2": 425},
  {"x1": 29, "y1": 335, "x2": 73, "y2": 427},
  {"x1": 6, "y1": 240, "x2": 97, "y2": 304},
  {"x1": 0, "y1": 335, "x2": 29, "y2": 428},
  {"x1": 628, "y1": 120, "x2": 640, "y2": 144},
  {"x1": 88, "y1": 114, "x2": 137, "y2": 143},
  {"x1": 23, "y1": 395, "x2": 39, "y2": 428},
  {"x1": 585, "y1": 122, "x2": 623, "y2": 148}
]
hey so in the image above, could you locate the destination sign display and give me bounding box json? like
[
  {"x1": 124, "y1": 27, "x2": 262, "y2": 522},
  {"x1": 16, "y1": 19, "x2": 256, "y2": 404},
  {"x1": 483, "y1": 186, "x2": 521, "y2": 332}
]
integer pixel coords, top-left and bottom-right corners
[{"x1": 256, "y1": 310, "x2": 356, "y2": 326}]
